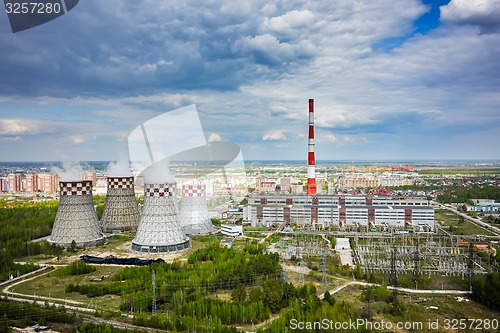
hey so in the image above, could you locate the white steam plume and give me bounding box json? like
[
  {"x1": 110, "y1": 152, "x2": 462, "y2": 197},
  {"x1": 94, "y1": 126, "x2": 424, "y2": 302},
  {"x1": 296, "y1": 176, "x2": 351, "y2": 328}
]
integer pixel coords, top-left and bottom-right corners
[
  {"x1": 141, "y1": 159, "x2": 174, "y2": 184},
  {"x1": 51, "y1": 161, "x2": 84, "y2": 182},
  {"x1": 106, "y1": 154, "x2": 132, "y2": 177}
]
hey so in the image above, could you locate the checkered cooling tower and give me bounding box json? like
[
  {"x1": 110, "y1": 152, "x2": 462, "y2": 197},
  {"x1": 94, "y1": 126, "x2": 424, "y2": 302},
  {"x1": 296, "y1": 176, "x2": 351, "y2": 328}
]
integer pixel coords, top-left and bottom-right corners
[
  {"x1": 131, "y1": 182, "x2": 191, "y2": 253},
  {"x1": 48, "y1": 181, "x2": 106, "y2": 247},
  {"x1": 179, "y1": 184, "x2": 213, "y2": 235},
  {"x1": 100, "y1": 177, "x2": 140, "y2": 232}
]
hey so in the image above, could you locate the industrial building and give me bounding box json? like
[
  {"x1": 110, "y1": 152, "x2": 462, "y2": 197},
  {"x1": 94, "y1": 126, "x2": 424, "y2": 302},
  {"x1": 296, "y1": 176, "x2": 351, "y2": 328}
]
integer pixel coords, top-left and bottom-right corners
[
  {"x1": 221, "y1": 224, "x2": 243, "y2": 237},
  {"x1": 245, "y1": 194, "x2": 434, "y2": 230}
]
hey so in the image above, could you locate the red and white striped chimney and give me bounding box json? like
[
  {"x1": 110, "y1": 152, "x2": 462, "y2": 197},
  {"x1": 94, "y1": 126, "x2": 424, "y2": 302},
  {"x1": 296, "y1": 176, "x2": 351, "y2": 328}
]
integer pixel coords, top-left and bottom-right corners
[{"x1": 307, "y1": 99, "x2": 317, "y2": 195}]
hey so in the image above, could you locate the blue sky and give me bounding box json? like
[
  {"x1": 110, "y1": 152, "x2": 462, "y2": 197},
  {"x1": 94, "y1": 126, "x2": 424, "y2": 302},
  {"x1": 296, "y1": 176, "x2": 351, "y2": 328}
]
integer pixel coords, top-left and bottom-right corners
[{"x1": 0, "y1": 0, "x2": 499, "y2": 162}]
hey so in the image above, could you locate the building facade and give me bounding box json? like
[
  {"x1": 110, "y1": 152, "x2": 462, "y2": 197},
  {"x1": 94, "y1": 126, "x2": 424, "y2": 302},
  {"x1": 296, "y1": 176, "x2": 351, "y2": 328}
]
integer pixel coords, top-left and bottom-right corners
[
  {"x1": 221, "y1": 224, "x2": 243, "y2": 237},
  {"x1": 246, "y1": 194, "x2": 434, "y2": 230},
  {"x1": 38, "y1": 173, "x2": 60, "y2": 193},
  {"x1": 0, "y1": 178, "x2": 6, "y2": 192},
  {"x1": 25, "y1": 174, "x2": 39, "y2": 193},
  {"x1": 7, "y1": 174, "x2": 21, "y2": 193}
]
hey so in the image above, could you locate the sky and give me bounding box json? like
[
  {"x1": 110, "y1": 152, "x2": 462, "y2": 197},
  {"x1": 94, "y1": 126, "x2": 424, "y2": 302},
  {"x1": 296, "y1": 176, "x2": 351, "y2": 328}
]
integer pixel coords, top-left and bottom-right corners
[{"x1": 0, "y1": 0, "x2": 499, "y2": 162}]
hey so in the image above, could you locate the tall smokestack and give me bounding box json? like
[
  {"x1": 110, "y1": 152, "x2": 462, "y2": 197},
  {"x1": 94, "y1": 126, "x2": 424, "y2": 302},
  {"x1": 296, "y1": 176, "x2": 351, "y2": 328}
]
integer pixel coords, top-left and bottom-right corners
[{"x1": 307, "y1": 99, "x2": 317, "y2": 195}]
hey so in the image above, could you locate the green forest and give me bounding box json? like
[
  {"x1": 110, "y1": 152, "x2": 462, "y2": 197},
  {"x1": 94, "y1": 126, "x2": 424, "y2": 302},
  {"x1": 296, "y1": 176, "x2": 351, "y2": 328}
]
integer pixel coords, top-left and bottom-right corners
[
  {"x1": 0, "y1": 200, "x2": 57, "y2": 282},
  {"x1": 472, "y1": 272, "x2": 500, "y2": 312},
  {"x1": 60, "y1": 243, "x2": 368, "y2": 332},
  {"x1": 0, "y1": 196, "x2": 108, "y2": 282}
]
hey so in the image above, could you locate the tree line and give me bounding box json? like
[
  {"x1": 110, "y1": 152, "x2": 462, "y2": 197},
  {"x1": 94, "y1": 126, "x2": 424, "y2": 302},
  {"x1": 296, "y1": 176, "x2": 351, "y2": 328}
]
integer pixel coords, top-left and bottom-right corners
[{"x1": 472, "y1": 272, "x2": 500, "y2": 311}]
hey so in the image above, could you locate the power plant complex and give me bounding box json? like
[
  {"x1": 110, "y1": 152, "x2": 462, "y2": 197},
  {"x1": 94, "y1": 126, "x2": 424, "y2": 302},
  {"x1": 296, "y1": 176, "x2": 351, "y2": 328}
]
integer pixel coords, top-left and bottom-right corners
[
  {"x1": 245, "y1": 99, "x2": 435, "y2": 231},
  {"x1": 48, "y1": 181, "x2": 106, "y2": 247},
  {"x1": 46, "y1": 99, "x2": 435, "y2": 250}
]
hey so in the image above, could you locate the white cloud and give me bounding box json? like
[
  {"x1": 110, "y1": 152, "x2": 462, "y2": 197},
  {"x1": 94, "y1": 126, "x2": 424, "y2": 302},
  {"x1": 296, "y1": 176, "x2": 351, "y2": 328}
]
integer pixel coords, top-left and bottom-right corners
[
  {"x1": 263, "y1": 10, "x2": 315, "y2": 36},
  {"x1": 441, "y1": 0, "x2": 500, "y2": 29},
  {"x1": 315, "y1": 108, "x2": 380, "y2": 128},
  {"x1": 322, "y1": 134, "x2": 337, "y2": 143},
  {"x1": 71, "y1": 135, "x2": 87, "y2": 144},
  {"x1": 0, "y1": 119, "x2": 60, "y2": 135},
  {"x1": 262, "y1": 130, "x2": 288, "y2": 141},
  {"x1": 0, "y1": 136, "x2": 21, "y2": 142},
  {"x1": 233, "y1": 34, "x2": 316, "y2": 64},
  {"x1": 208, "y1": 132, "x2": 223, "y2": 142}
]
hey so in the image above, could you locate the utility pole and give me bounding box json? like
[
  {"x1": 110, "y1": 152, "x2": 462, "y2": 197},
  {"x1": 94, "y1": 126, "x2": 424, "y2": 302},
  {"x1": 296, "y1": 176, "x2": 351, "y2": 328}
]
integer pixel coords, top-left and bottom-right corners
[{"x1": 321, "y1": 249, "x2": 327, "y2": 284}]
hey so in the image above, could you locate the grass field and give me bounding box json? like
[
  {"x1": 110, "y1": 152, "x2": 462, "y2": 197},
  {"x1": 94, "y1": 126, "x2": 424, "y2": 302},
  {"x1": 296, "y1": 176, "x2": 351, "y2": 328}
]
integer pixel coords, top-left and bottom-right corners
[
  {"x1": 435, "y1": 209, "x2": 496, "y2": 236},
  {"x1": 9, "y1": 265, "x2": 124, "y2": 311},
  {"x1": 334, "y1": 284, "x2": 499, "y2": 333}
]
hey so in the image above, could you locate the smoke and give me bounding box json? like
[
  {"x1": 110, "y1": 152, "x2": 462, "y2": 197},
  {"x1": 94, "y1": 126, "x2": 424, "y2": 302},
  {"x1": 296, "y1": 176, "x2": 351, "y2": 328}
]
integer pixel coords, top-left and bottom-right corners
[
  {"x1": 141, "y1": 159, "x2": 174, "y2": 184},
  {"x1": 51, "y1": 161, "x2": 83, "y2": 182},
  {"x1": 106, "y1": 154, "x2": 131, "y2": 177}
]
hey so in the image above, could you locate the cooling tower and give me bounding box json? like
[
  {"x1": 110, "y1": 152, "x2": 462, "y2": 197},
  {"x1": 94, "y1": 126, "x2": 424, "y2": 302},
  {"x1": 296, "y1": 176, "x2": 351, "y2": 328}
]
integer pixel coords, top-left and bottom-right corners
[
  {"x1": 48, "y1": 181, "x2": 106, "y2": 247},
  {"x1": 100, "y1": 176, "x2": 140, "y2": 232},
  {"x1": 131, "y1": 182, "x2": 191, "y2": 253},
  {"x1": 179, "y1": 184, "x2": 214, "y2": 235}
]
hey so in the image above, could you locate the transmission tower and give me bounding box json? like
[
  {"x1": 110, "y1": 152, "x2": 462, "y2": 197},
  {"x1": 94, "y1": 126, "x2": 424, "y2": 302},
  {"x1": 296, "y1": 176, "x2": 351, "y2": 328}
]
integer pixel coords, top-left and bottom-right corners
[
  {"x1": 152, "y1": 270, "x2": 157, "y2": 315},
  {"x1": 468, "y1": 243, "x2": 474, "y2": 290},
  {"x1": 413, "y1": 239, "x2": 421, "y2": 287},
  {"x1": 389, "y1": 246, "x2": 398, "y2": 287},
  {"x1": 281, "y1": 256, "x2": 288, "y2": 283},
  {"x1": 299, "y1": 259, "x2": 305, "y2": 284}
]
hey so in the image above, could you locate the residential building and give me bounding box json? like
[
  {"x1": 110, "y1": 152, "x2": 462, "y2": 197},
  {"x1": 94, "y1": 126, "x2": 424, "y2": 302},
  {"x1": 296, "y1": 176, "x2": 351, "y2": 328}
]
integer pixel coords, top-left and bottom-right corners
[{"x1": 7, "y1": 174, "x2": 21, "y2": 193}]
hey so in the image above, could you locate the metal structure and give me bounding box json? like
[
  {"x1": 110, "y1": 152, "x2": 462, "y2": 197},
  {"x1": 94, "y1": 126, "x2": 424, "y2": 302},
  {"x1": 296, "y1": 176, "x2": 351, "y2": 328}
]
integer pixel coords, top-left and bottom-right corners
[
  {"x1": 131, "y1": 182, "x2": 191, "y2": 253},
  {"x1": 299, "y1": 258, "x2": 306, "y2": 284},
  {"x1": 48, "y1": 181, "x2": 106, "y2": 247},
  {"x1": 274, "y1": 232, "x2": 332, "y2": 258},
  {"x1": 152, "y1": 270, "x2": 157, "y2": 316},
  {"x1": 353, "y1": 235, "x2": 495, "y2": 276},
  {"x1": 179, "y1": 184, "x2": 214, "y2": 235},
  {"x1": 100, "y1": 176, "x2": 140, "y2": 232},
  {"x1": 306, "y1": 99, "x2": 317, "y2": 195}
]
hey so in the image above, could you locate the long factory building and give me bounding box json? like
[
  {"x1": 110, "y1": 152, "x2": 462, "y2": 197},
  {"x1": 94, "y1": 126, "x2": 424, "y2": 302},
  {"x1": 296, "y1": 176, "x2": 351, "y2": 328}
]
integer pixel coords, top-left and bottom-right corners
[{"x1": 245, "y1": 195, "x2": 434, "y2": 230}]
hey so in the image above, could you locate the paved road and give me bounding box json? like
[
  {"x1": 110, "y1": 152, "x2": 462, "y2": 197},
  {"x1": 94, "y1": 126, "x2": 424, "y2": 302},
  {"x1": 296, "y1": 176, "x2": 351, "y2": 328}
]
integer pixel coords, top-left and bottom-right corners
[{"x1": 320, "y1": 280, "x2": 472, "y2": 299}]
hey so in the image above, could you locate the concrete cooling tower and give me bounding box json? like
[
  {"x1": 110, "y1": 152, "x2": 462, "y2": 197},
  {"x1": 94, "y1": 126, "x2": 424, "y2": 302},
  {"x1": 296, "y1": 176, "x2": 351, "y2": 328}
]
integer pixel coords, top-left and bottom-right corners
[
  {"x1": 48, "y1": 181, "x2": 106, "y2": 247},
  {"x1": 131, "y1": 182, "x2": 191, "y2": 253},
  {"x1": 100, "y1": 176, "x2": 140, "y2": 232},
  {"x1": 179, "y1": 184, "x2": 214, "y2": 235}
]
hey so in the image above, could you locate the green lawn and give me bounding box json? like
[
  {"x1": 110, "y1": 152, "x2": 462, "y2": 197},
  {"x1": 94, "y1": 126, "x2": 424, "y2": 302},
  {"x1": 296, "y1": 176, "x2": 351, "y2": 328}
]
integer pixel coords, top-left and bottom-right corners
[
  {"x1": 10, "y1": 265, "x2": 124, "y2": 311},
  {"x1": 435, "y1": 209, "x2": 496, "y2": 236}
]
